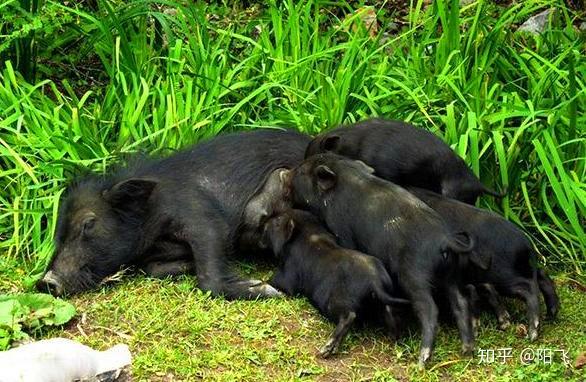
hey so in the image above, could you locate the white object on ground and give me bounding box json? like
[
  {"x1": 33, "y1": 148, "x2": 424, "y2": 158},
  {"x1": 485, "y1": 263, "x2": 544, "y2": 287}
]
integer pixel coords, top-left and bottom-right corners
[{"x1": 0, "y1": 338, "x2": 131, "y2": 382}]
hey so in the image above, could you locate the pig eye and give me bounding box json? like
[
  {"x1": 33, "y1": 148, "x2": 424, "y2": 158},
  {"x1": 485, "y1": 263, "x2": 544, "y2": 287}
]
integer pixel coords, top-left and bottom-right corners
[{"x1": 82, "y1": 217, "x2": 96, "y2": 235}]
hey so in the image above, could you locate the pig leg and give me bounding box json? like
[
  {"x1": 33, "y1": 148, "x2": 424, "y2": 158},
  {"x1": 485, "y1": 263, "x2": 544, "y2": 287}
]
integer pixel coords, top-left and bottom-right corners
[
  {"x1": 180, "y1": 216, "x2": 281, "y2": 300},
  {"x1": 267, "y1": 271, "x2": 292, "y2": 296},
  {"x1": 142, "y1": 260, "x2": 195, "y2": 278},
  {"x1": 140, "y1": 240, "x2": 195, "y2": 277},
  {"x1": 406, "y1": 286, "x2": 438, "y2": 367},
  {"x1": 383, "y1": 305, "x2": 400, "y2": 340},
  {"x1": 478, "y1": 283, "x2": 510, "y2": 330},
  {"x1": 319, "y1": 311, "x2": 357, "y2": 358},
  {"x1": 537, "y1": 269, "x2": 559, "y2": 320},
  {"x1": 465, "y1": 284, "x2": 480, "y2": 338},
  {"x1": 511, "y1": 279, "x2": 540, "y2": 341},
  {"x1": 447, "y1": 284, "x2": 475, "y2": 355}
]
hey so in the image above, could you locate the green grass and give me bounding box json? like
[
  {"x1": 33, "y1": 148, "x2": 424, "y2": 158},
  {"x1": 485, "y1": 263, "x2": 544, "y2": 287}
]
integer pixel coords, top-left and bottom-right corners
[
  {"x1": 0, "y1": 0, "x2": 584, "y2": 279},
  {"x1": 1, "y1": 269, "x2": 585, "y2": 381},
  {"x1": 0, "y1": 0, "x2": 585, "y2": 379}
]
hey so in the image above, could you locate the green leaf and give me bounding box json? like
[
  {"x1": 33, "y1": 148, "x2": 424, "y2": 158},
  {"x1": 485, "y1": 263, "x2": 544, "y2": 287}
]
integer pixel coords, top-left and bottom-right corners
[{"x1": 0, "y1": 293, "x2": 76, "y2": 349}]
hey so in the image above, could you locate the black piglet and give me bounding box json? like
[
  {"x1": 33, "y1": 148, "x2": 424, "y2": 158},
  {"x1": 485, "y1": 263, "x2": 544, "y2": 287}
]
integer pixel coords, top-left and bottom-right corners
[{"x1": 262, "y1": 209, "x2": 409, "y2": 358}]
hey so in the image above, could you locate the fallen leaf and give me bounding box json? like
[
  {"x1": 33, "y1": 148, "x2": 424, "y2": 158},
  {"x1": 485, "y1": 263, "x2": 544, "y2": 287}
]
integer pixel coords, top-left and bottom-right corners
[
  {"x1": 516, "y1": 324, "x2": 528, "y2": 338},
  {"x1": 344, "y1": 7, "x2": 379, "y2": 38},
  {"x1": 575, "y1": 352, "x2": 586, "y2": 369}
]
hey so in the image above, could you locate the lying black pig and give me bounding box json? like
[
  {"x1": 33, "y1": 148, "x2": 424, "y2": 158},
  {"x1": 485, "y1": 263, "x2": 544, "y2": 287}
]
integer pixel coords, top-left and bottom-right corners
[
  {"x1": 288, "y1": 154, "x2": 479, "y2": 366},
  {"x1": 262, "y1": 209, "x2": 409, "y2": 357},
  {"x1": 139, "y1": 168, "x2": 294, "y2": 277},
  {"x1": 304, "y1": 118, "x2": 504, "y2": 204},
  {"x1": 37, "y1": 129, "x2": 310, "y2": 299},
  {"x1": 408, "y1": 187, "x2": 560, "y2": 340}
]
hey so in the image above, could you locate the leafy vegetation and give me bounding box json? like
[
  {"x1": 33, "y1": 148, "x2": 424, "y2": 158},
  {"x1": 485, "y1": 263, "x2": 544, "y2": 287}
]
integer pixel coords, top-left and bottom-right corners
[
  {"x1": 0, "y1": 0, "x2": 584, "y2": 280},
  {"x1": 0, "y1": 293, "x2": 76, "y2": 350},
  {"x1": 0, "y1": 0, "x2": 584, "y2": 379}
]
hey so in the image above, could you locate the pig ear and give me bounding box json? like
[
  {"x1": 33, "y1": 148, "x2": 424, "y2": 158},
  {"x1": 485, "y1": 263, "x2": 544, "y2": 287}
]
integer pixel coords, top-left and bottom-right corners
[
  {"x1": 104, "y1": 178, "x2": 157, "y2": 211},
  {"x1": 470, "y1": 251, "x2": 492, "y2": 271},
  {"x1": 354, "y1": 160, "x2": 375, "y2": 174},
  {"x1": 321, "y1": 135, "x2": 340, "y2": 152},
  {"x1": 315, "y1": 165, "x2": 337, "y2": 191}
]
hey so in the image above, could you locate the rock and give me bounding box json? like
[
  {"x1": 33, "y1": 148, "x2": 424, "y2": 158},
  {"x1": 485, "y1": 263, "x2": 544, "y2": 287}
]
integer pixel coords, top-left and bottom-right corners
[
  {"x1": 78, "y1": 365, "x2": 133, "y2": 382},
  {"x1": 517, "y1": 9, "x2": 555, "y2": 34}
]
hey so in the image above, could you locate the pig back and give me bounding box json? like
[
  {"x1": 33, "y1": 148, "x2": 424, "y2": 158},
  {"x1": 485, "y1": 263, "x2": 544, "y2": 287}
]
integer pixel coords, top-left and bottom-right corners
[{"x1": 138, "y1": 129, "x2": 310, "y2": 225}]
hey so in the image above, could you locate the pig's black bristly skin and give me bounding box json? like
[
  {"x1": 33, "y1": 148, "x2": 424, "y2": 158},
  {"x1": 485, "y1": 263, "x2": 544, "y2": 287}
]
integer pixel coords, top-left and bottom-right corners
[
  {"x1": 408, "y1": 187, "x2": 560, "y2": 340},
  {"x1": 304, "y1": 118, "x2": 504, "y2": 205},
  {"x1": 264, "y1": 209, "x2": 409, "y2": 357},
  {"x1": 289, "y1": 153, "x2": 476, "y2": 366},
  {"x1": 41, "y1": 129, "x2": 310, "y2": 298}
]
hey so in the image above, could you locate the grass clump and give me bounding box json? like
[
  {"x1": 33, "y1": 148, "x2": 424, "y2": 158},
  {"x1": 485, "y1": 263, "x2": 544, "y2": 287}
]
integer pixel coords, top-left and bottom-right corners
[{"x1": 0, "y1": 0, "x2": 584, "y2": 279}]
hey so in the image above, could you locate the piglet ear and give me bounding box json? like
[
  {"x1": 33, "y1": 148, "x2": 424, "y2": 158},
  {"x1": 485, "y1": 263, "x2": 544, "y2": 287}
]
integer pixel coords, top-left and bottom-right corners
[
  {"x1": 273, "y1": 217, "x2": 296, "y2": 255},
  {"x1": 104, "y1": 178, "x2": 157, "y2": 212},
  {"x1": 354, "y1": 160, "x2": 375, "y2": 174},
  {"x1": 321, "y1": 135, "x2": 341, "y2": 152},
  {"x1": 315, "y1": 165, "x2": 337, "y2": 191},
  {"x1": 284, "y1": 218, "x2": 296, "y2": 242}
]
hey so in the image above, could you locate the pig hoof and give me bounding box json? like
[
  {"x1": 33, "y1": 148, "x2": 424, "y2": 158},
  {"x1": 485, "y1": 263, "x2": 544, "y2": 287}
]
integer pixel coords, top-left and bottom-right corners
[
  {"x1": 498, "y1": 311, "x2": 511, "y2": 329},
  {"x1": 461, "y1": 344, "x2": 474, "y2": 356},
  {"x1": 319, "y1": 341, "x2": 338, "y2": 358},
  {"x1": 546, "y1": 307, "x2": 558, "y2": 320},
  {"x1": 498, "y1": 320, "x2": 511, "y2": 330},
  {"x1": 528, "y1": 329, "x2": 539, "y2": 342},
  {"x1": 248, "y1": 283, "x2": 283, "y2": 298},
  {"x1": 472, "y1": 317, "x2": 480, "y2": 338},
  {"x1": 239, "y1": 279, "x2": 263, "y2": 287},
  {"x1": 418, "y1": 347, "x2": 432, "y2": 368}
]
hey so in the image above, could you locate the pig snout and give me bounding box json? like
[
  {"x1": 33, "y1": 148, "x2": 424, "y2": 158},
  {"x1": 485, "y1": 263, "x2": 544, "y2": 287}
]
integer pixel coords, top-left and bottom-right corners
[{"x1": 36, "y1": 270, "x2": 64, "y2": 297}]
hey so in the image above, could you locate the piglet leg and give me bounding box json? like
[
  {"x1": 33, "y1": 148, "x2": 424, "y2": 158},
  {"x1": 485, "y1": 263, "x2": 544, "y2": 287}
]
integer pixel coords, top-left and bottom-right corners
[
  {"x1": 319, "y1": 311, "x2": 357, "y2": 358},
  {"x1": 447, "y1": 285, "x2": 475, "y2": 355},
  {"x1": 465, "y1": 285, "x2": 481, "y2": 338},
  {"x1": 537, "y1": 269, "x2": 559, "y2": 320},
  {"x1": 512, "y1": 280, "x2": 540, "y2": 341},
  {"x1": 383, "y1": 305, "x2": 400, "y2": 340},
  {"x1": 410, "y1": 291, "x2": 438, "y2": 368},
  {"x1": 478, "y1": 283, "x2": 511, "y2": 330}
]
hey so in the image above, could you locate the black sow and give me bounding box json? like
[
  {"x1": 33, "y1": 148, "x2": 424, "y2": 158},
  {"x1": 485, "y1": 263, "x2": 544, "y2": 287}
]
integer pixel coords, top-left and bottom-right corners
[{"x1": 37, "y1": 129, "x2": 310, "y2": 299}]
